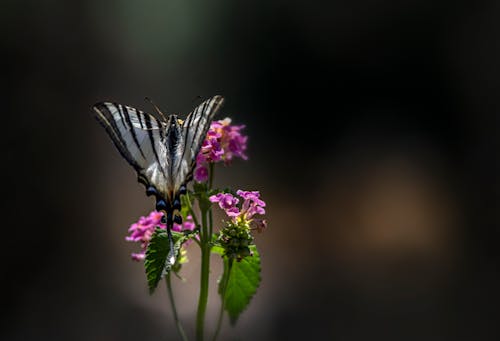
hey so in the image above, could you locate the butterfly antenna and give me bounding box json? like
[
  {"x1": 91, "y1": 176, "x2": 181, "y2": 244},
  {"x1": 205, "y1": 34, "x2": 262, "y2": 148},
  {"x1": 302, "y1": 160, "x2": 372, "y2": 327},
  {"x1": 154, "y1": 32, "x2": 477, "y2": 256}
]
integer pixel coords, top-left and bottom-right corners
[{"x1": 145, "y1": 97, "x2": 168, "y2": 122}]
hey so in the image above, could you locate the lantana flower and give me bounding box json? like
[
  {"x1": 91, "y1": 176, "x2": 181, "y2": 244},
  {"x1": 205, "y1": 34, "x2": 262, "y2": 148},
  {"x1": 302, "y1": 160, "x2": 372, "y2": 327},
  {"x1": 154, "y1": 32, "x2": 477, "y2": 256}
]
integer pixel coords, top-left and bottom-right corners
[
  {"x1": 126, "y1": 211, "x2": 195, "y2": 261},
  {"x1": 209, "y1": 190, "x2": 267, "y2": 260},
  {"x1": 194, "y1": 118, "x2": 248, "y2": 182},
  {"x1": 209, "y1": 190, "x2": 266, "y2": 227}
]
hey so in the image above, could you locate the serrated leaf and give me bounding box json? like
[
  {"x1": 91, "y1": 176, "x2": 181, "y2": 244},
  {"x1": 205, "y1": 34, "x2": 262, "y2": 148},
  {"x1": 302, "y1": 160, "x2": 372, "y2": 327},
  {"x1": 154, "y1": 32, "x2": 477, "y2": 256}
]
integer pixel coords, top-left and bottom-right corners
[
  {"x1": 219, "y1": 245, "x2": 261, "y2": 324},
  {"x1": 144, "y1": 229, "x2": 169, "y2": 294},
  {"x1": 145, "y1": 229, "x2": 186, "y2": 294}
]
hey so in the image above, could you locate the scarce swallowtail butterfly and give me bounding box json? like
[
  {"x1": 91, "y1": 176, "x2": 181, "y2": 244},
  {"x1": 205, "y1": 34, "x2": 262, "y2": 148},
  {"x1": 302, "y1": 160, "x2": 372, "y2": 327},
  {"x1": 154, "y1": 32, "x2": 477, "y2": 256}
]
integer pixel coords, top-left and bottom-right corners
[{"x1": 94, "y1": 95, "x2": 224, "y2": 265}]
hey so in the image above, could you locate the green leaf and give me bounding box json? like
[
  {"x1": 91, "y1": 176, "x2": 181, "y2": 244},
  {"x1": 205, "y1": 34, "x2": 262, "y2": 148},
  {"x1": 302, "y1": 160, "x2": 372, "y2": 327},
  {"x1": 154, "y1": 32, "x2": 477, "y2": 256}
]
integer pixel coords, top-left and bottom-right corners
[
  {"x1": 145, "y1": 229, "x2": 170, "y2": 294},
  {"x1": 145, "y1": 229, "x2": 186, "y2": 294},
  {"x1": 211, "y1": 245, "x2": 225, "y2": 256},
  {"x1": 219, "y1": 245, "x2": 261, "y2": 324}
]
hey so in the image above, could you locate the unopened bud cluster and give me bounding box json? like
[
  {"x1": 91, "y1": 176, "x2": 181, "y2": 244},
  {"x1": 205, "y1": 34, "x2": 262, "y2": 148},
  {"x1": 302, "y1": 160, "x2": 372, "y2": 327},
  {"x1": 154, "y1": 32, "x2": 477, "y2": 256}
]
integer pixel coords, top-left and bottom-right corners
[{"x1": 218, "y1": 221, "x2": 254, "y2": 261}]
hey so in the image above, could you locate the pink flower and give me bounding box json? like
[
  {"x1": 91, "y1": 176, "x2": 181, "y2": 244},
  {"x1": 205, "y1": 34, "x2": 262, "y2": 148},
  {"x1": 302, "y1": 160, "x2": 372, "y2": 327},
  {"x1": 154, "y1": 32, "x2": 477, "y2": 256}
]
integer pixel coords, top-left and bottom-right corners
[
  {"x1": 126, "y1": 211, "x2": 195, "y2": 261},
  {"x1": 195, "y1": 118, "x2": 248, "y2": 182},
  {"x1": 209, "y1": 193, "x2": 240, "y2": 210},
  {"x1": 209, "y1": 190, "x2": 266, "y2": 225},
  {"x1": 225, "y1": 207, "x2": 241, "y2": 217},
  {"x1": 236, "y1": 190, "x2": 266, "y2": 220},
  {"x1": 182, "y1": 216, "x2": 196, "y2": 231},
  {"x1": 194, "y1": 164, "x2": 209, "y2": 182},
  {"x1": 201, "y1": 131, "x2": 224, "y2": 162}
]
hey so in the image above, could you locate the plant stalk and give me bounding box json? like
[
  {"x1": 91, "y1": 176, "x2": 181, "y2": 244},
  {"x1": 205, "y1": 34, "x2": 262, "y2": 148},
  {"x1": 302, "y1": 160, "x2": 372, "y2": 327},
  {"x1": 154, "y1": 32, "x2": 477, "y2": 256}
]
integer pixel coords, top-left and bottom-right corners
[
  {"x1": 185, "y1": 193, "x2": 200, "y2": 228},
  {"x1": 166, "y1": 274, "x2": 188, "y2": 341},
  {"x1": 212, "y1": 257, "x2": 232, "y2": 341},
  {"x1": 196, "y1": 210, "x2": 210, "y2": 341},
  {"x1": 208, "y1": 164, "x2": 214, "y2": 241}
]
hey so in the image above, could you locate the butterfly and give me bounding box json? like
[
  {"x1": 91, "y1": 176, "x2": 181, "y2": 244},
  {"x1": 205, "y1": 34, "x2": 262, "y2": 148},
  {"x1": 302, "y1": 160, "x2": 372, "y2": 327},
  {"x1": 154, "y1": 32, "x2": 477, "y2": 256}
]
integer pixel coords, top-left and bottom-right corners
[{"x1": 94, "y1": 95, "x2": 224, "y2": 264}]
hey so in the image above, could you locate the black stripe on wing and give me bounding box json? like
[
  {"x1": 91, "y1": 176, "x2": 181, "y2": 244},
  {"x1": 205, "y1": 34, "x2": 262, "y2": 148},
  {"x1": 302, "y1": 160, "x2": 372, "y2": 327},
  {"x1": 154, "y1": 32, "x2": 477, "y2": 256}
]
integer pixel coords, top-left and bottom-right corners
[
  {"x1": 94, "y1": 103, "x2": 143, "y2": 171},
  {"x1": 93, "y1": 102, "x2": 169, "y2": 187},
  {"x1": 121, "y1": 105, "x2": 146, "y2": 159},
  {"x1": 175, "y1": 95, "x2": 224, "y2": 185},
  {"x1": 142, "y1": 111, "x2": 164, "y2": 172}
]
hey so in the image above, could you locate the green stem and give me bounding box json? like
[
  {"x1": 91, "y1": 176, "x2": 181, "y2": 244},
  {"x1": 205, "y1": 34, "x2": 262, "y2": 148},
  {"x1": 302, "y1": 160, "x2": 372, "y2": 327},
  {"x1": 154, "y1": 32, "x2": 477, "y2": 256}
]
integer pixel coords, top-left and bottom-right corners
[
  {"x1": 166, "y1": 274, "x2": 188, "y2": 341},
  {"x1": 211, "y1": 258, "x2": 232, "y2": 341},
  {"x1": 209, "y1": 210, "x2": 213, "y2": 241},
  {"x1": 185, "y1": 193, "x2": 200, "y2": 228},
  {"x1": 196, "y1": 210, "x2": 210, "y2": 341},
  {"x1": 195, "y1": 165, "x2": 216, "y2": 340},
  {"x1": 208, "y1": 164, "x2": 214, "y2": 239}
]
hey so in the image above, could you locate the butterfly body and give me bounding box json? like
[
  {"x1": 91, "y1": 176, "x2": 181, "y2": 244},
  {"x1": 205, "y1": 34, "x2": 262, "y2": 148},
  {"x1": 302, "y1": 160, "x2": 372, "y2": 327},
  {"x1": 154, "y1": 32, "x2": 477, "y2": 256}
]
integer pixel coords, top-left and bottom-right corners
[{"x1": 94, "y1": 95, "x2": 224, "y2": 263}]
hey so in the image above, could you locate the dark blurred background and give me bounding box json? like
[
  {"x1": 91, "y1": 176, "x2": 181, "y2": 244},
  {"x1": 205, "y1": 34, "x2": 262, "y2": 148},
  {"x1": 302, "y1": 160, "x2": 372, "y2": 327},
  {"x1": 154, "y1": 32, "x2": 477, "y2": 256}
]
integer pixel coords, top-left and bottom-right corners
[{"x1": 2, "y1": 0, "x2": 499, "y2": 340}]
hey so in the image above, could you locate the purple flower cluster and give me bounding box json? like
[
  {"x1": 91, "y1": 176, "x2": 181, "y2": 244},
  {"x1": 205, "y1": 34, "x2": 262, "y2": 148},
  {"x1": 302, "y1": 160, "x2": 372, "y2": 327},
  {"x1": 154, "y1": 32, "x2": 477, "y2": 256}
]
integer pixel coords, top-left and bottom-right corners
[
  {"x1": 209, "y1": 190, "x2": 267, "y2": 231},
  {"x1": 194, "y1": 118, "x2": 248, "y2": 182},
  {"x1": 125, "y1": 211, "x2": 195, "y2": 261}
]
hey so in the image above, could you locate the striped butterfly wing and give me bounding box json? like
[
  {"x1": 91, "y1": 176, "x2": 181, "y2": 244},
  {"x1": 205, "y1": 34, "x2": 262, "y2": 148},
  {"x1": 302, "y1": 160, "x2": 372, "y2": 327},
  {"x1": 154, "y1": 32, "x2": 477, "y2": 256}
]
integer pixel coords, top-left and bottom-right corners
[
  {"x1": 93, "y1": 102, "x2": 170, "y2": 193},
  {"x1": 95, "y1": 96, "x2": 224, "y2": 266},
  {"x1": 173, "y1": 95, "x2": 224, "y2": 190}
]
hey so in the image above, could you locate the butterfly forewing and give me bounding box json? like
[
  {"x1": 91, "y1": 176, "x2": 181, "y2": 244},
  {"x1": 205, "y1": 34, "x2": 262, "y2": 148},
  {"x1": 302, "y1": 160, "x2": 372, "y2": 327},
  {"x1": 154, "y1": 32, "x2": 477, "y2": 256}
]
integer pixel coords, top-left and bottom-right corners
[
  {"x1": 175, "y1": 95, "x2": 224, "y2": 189},
  {"x1": 94, "y1": 95, "x2": 224, "y2": 203},
  {"x1": 93, "y1": 102, "x2": 170, "y2": 193}
]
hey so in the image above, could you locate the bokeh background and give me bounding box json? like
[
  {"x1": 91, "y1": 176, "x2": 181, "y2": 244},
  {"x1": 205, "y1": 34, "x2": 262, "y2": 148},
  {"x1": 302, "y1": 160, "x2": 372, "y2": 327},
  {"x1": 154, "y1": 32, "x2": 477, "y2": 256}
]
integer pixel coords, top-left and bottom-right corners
[{"x1": 3, "y1": 0, "x2": 499, "y2": 340}]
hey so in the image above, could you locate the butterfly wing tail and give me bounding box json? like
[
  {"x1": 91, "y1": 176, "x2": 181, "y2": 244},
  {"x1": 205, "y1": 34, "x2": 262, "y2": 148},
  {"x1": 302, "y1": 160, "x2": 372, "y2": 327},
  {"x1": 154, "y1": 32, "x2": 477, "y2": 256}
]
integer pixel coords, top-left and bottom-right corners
[
  {"x1": 164, "y1": 209, "x2": 177, "y2": 266},
  {"x1": 166, "y1": 223, "x2": 176, "y2": 266}
]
